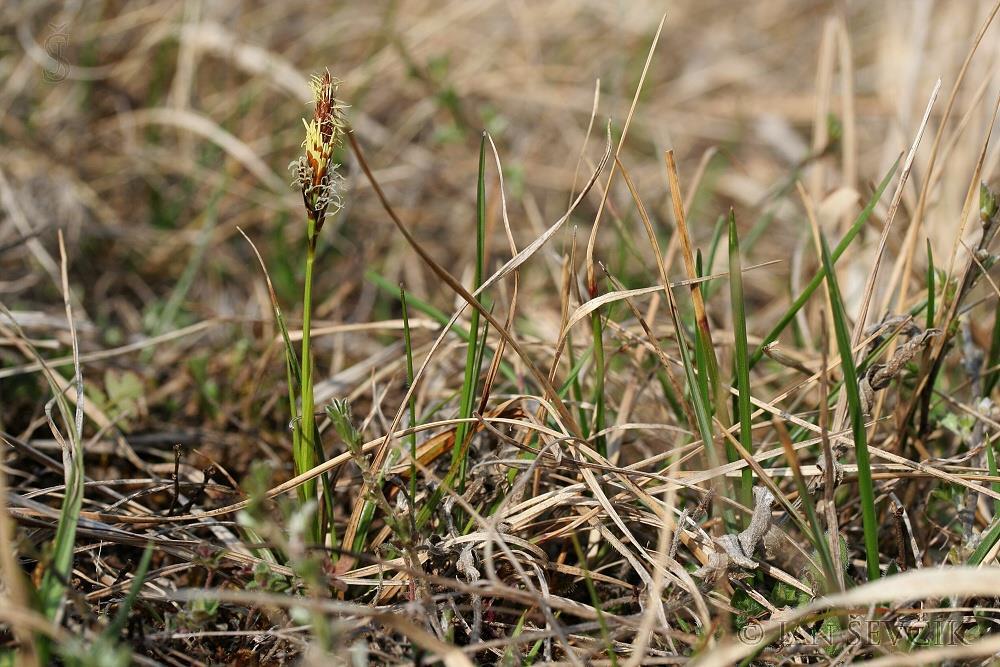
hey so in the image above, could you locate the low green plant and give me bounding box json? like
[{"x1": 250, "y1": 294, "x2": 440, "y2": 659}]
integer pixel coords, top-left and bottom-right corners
[{"x1": 286, "y1": 71, "x2": 348, "y2": 545}]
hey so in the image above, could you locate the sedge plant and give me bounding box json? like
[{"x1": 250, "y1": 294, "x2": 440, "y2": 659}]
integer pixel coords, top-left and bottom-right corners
[{"x1": 288, "y1": 71, "x2": 347, "y2": 544}]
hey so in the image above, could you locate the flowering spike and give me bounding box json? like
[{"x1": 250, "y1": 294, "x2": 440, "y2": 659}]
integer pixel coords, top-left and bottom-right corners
[{"x1": 290, "y1": 69, "x2": 347, "y2": 235}]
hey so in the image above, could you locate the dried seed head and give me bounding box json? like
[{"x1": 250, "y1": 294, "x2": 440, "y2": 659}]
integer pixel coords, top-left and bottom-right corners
[
  {"x1": 864, "y1": 314, "x2": 921, "y2": 353},
  {"x1": 860, "y1": 366, "x2": 878, "y2": 415},
  {"x1": 763, "y1": 341, "x2": 814, "y2": 375},
  {"x1": 874, "y1": 328, "x2": 941, "y2": 389},
  {"x1": 859, "y1": 327, "x2": 940, "y2": 414}
]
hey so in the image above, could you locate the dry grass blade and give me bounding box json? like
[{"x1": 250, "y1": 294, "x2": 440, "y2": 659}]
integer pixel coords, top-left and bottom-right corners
[{"x1": 665, "y1": 149, "x2": 727, "y2": 426}]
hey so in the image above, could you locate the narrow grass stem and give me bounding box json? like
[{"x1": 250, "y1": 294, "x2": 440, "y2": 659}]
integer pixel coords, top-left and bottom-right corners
[
  {"x1": 589, "y1": 311, "x2": 607, "y2": 458},
  {"x1": 452, "y1": 135, "x2": 488, "y2": 492},
  {"x1": 400, "y1": 284, "x2": 417, "y2": 508},
  {"x1": 298, "y1": 217, "x2": 320, "y2": 543}
]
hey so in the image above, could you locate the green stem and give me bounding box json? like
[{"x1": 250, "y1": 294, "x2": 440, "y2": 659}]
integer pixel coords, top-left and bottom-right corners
[
  {"x1": 299, "y1": 218, "x2": 319, "y2": 543},
  {"x1": 400, "y1": 284, "x2": 417, "y2": 507},
  {"x1": 452, "y1": 134, "x2": 487, "y2": 493},
  {"x1": 590, "y1": 311, "x2": 607, "y2": 458}
]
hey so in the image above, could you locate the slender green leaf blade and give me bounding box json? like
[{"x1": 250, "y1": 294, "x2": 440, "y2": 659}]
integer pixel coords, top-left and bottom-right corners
[
  {"x1": 818, "y1": 232, "x2": 880, "y2": 581},
  {"x1": 728, "y1": 210, "x2": 754, "y2": 509}
]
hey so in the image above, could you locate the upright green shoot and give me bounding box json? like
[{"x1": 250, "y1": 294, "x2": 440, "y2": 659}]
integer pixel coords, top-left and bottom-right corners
[
  {"x1": 400, "y1": 284, "x2": 418, "y2": 506},
  {"x1": 818, "y1": 232, "x2": 880, "y2": 580},
  {"x1": 1, "y1": 234, "x2": 87, "y2": 661},
  {"x1": 565, "y1": 331, "x2": 591, "y2": 438},
  {"x1": 36, "y1": 380, "x2": 83, "y2": 627},
  {"x1": 589, "y1": 309, "x2": 607, "y2": 457},
  {"x1": 728, "y1": 210, "x2": 754, "y2": 510},
  {"x1": 237, "y1": 229, "x2": 298, "y2": 560},
  {"x1": 103, "y1": 544, "x2": 153, "y2": 640},
  {"x1": 39, "y1": 237, "x2": 85, "y2": 632},
  {"x1": 986, "y1": 431, "x2": 1000, "y2": 516},
  {"x1": 298, "y1": 211, "x2": 319, "y2": 541},
  {"x1": 701, "y1": 213, "x2": 727, "y2": 300},
  {"x1": 452, "y1": 133, "x2": 488, "y2": 489},
  {"x1": 289, "y1": 71, "x2": 347, "y2": 544}
]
